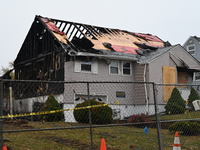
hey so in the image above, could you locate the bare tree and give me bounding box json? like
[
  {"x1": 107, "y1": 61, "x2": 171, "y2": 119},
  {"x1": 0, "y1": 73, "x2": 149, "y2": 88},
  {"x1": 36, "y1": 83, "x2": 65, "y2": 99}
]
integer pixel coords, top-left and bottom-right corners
[{"x1": 1, "y1": 61, "x2": 14, "y2": 79}]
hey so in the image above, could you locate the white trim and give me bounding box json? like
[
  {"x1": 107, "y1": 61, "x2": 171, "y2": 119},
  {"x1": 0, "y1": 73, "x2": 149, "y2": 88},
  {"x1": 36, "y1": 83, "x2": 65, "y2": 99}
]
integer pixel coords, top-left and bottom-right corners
[
  {"x1": 193, "y1": 72, "x2": 200, "y2": 81},
  {"x1": 186, "y1": 44, "x2": 196, "y2": 55}
]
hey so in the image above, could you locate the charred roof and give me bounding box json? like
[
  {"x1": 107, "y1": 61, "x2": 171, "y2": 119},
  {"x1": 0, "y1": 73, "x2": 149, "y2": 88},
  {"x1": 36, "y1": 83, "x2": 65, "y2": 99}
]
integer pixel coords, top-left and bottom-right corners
[{"x1": 37, "y1": 15, "x2": 170, "y2": 55}]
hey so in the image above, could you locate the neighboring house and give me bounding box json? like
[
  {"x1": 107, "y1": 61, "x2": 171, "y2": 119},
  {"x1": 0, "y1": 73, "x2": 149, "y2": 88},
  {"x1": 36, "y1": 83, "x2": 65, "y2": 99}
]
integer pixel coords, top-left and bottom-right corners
[
  {"x1": 183, "y1": 36, "x2": 200, "y2": 84},
  {"x1": 13, "y1": 15, "x2": 200, "y2": 122}
]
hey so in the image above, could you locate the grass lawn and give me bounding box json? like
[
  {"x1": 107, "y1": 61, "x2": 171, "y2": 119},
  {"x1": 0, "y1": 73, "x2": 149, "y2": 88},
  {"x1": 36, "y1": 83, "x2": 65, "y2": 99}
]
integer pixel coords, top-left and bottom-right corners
[{"x1": 2, "y1": 116, "x2": 200, "y2": 150}]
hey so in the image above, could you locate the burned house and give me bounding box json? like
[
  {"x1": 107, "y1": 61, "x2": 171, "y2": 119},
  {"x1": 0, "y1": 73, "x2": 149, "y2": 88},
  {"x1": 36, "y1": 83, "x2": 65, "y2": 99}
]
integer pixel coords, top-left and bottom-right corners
[{"x1": 14, "y1": 15, "x2": 200, "y2": 121}]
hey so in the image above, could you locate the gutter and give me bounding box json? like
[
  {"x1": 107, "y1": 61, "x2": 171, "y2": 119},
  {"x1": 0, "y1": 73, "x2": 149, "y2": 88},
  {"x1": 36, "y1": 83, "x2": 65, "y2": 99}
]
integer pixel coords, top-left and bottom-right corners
[
  {"x1": 143, "y1": 63, "x2": 149, "y2": 115},
  {"x1": 74, "y1": 52, "x2": 138, "y2": 61}
]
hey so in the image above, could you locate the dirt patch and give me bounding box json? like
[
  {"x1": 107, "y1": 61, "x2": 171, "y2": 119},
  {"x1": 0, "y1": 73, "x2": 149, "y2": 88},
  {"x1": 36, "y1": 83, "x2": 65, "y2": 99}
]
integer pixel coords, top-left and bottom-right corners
[{"x1": 47, "y1": 136, "x2": 91, "y2": 150}]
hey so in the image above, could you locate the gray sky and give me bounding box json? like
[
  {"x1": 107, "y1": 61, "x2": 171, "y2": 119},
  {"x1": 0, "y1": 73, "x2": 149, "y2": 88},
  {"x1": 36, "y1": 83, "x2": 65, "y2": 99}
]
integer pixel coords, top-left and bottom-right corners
[{"x1": 1, "y1": 0, "x2": 200, "y2": 75}]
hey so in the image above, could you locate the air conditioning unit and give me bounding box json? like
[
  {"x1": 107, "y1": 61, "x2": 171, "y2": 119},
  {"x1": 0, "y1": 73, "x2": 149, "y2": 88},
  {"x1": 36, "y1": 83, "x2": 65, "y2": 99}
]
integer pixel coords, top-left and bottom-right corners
[
  {"x1": 192, "y1": 100, "x2": 200, "y2": 111},
  {"x1": 112, "y1": 108, "x2": 121, "y2": 120}
]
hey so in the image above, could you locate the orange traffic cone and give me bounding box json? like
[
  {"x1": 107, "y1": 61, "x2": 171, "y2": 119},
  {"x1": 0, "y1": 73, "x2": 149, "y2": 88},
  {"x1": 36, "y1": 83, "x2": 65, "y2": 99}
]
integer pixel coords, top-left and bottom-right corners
[
  {"x1": 173, "y1": 131, "x2": 181, "y2": 150},
  {"x1": 2, "y1": 145, "x2": 8, "y2": 150},
  {"x1": 100, "y1": 138, "x2": 107, "y2": 150}
]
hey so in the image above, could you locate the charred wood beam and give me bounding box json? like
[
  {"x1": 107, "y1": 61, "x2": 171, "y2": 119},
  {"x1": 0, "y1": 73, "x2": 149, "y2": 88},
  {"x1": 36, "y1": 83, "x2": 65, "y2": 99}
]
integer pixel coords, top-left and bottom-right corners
[
  {"x1": 82, "y1": 25, "x2": 99, "y2": 39},
  {"x1": 68, "y1": 25, "x2": 76, "y2": 40},
  {"x1": 61, "y1": 23, "x2": 67, "y2": 32},
  {"x1": 65, "y1": 24, "x2": 73, "y2": 37}
]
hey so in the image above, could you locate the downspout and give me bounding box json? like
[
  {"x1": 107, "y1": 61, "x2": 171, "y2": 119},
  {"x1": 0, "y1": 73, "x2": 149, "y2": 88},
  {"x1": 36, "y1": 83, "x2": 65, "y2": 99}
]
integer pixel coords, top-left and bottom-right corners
[{"x1": 144, "y1": 63, "x2": 149, "y2": 115}]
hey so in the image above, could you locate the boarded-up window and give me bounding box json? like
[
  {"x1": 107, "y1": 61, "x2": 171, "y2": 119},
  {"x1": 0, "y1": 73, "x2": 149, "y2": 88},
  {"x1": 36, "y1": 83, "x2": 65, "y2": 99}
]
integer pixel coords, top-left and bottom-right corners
[{"x1": 162, "y1": 66, "x2": 176, "y2": 102}]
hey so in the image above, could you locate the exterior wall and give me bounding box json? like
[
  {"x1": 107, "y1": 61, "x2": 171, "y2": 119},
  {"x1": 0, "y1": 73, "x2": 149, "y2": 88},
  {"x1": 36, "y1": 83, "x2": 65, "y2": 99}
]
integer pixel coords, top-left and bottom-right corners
[
  {"x1": 65, "y1": 60, "x2": 135, "y2": 82},
  {"x1": 63, "y1": 103, "x2": 164, "y2": 122},
  {"x1": 63, "y1": 60, "x2": 147, "y2": 106},
  {"x1": 14, "y1": 94, "x2": 64, "y2": 113},
  {"x1": 148, "y1": 52, "x2": 174, "y2": 104},
  {"x1": 149, "y1": 52, "x2": 176, "y2": 83},
  {"x1": 171, "y1": 45, "x2": 200, "y2": 70}
]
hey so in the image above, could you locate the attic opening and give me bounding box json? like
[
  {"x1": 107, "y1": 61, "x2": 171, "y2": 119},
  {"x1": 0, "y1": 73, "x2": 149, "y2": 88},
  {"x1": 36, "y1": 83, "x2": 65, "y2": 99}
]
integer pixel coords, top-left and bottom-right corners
[
  {"x1": 36, "y1": 22, "x2": 47, "y2": 55},
  {"x1": 71, "y1": 37, "x2": 94, "y2": 49}
]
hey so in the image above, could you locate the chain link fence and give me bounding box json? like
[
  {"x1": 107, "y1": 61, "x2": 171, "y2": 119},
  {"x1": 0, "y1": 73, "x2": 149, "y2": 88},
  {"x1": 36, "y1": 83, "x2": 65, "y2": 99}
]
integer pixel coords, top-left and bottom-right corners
[{"x1": 0, "y1": 80, "x2": 200, "y2": 149}]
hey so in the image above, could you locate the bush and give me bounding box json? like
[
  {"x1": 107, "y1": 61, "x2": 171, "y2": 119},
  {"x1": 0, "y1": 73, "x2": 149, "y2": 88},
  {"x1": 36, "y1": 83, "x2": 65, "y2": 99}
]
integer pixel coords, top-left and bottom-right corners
[
  {"x1": 188, "y1": 88, "x2": 200, "y2": 111},
  {"x1": 165, "y1": 87, "x2": 186, "y2": 114},
  {"x1": 73, "y1": 99, "x2": 113, "y2": 124},
  {"x1": 32, "y1": 102, "x2": 44, "y2": 121},
  {"x1": 39, "y1": 94, "x2": 64, "y2": 122},
  {"x1": 169, "y1": 121, "x2": 200, "y2": 135},
  {"x1": 127, "y1": 113, "x2": 151, "y2": 127}
]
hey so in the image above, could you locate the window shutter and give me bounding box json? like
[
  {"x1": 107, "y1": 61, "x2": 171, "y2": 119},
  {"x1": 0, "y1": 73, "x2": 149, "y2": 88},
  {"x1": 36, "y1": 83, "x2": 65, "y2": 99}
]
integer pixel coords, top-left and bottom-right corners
[
  {"x1": 92, "y1": 61, "x2": 98, "y2": 74},
  {"x1": 74, "y1": 61, "x2": 81, "y2": 72}
]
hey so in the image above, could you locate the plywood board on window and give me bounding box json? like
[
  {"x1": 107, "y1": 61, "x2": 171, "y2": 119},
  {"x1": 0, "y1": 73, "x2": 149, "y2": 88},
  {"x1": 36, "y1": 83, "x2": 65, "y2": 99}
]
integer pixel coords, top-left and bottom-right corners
[{"x1": 162, "y1": 66, "x2": 176, "y2": 102}]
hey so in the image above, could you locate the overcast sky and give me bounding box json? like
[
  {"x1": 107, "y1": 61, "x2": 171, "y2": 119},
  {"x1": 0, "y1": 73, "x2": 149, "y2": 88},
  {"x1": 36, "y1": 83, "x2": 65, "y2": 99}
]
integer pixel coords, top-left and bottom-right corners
[{"x1": 1, "y1": 0, "x2": 200, "y2": 75}]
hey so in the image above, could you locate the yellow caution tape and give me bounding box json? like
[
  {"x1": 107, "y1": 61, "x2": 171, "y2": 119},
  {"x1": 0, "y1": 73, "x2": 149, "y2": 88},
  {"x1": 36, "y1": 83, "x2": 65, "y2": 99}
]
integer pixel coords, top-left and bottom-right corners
[{"x1": 0, "y1": 104, "x2": 108, "y2": 119}]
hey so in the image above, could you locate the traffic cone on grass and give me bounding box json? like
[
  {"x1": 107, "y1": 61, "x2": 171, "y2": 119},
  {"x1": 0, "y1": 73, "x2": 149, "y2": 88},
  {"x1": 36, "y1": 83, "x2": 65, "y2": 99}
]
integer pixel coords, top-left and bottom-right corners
[
  {"x1": 173, "y1": 131, "x2": 181, "y2": 150},
  {"x1": 100, "y1": 138, "x2": 107, "y2": 150},
  {"x1": 2, "y1": 145, "x2": 8, "y2": 150}
]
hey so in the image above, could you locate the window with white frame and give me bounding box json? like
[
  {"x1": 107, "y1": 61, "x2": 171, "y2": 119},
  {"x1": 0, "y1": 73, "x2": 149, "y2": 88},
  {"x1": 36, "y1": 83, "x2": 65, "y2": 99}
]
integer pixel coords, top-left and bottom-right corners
[
  {"x1": 110, "y1": 60, "x2": 119, "y2": 74},
  {"x1": 122, "y1": 61, "x2": 131, "y2": 75},
  {"x1": 187, "y1": 44, "x2": 195, "y2": 55},
  {"x1": 194, "y1": 72, "x2": 200, "y2": 81},
  {"x1": 74, "y1": 60, "x2": 98, "y2": 74}
]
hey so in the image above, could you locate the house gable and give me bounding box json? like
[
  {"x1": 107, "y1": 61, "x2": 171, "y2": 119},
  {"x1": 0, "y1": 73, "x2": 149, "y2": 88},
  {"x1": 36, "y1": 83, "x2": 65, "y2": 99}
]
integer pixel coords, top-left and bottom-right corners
[
  {"x1": 14, "y1": 16, "x2": 66, "y2": 81},
  {"x1": 183, "y1": 36, "x2": 200, "y2": 60}
]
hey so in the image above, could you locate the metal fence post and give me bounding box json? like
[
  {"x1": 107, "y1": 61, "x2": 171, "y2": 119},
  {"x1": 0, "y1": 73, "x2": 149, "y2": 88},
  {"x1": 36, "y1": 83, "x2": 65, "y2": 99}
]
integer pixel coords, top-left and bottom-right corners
[
  {"x1": 0, "y1": 80, "x2": 3, "y2": 149},
  {"x1": 153, "y1": 82, "x2": 163, "y2": 150},
  {"x1": 87, "y1": 82, "x2": 94, "y2": 150}
]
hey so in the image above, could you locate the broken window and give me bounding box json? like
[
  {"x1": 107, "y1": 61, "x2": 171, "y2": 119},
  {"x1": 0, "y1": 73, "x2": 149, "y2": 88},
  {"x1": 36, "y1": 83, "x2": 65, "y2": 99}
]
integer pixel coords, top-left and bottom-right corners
[
  {"x1": 110, "y1": 61, "x2": 119, "y2": 74},
  {"x1": 122, "y1": 62, "x2": 131, "y2": 75}
]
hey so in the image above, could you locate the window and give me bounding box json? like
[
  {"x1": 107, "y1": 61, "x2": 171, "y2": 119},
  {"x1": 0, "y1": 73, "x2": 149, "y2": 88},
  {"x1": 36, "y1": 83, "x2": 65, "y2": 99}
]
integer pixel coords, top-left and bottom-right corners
[
  {"x1": 122, "y1": 62, "x2": 131, "y2": 75},
  {"x1": 74, "y1": 94, "x2": 107, "y2": 104},
  {"x1": 74, "y1": 61, "x2": 98, "y2": 74},
  {"x1": 194, "y1": 72, "x2": 200, "y2": 81},
  {"x1": 187, "y1": 44, "x2": 195, "y2": 55},
  {"x1": 81, "y1": 61, "x2": 92, "y2": 72},
  {"x1": 110, "y1": 61, "x2": 119, "y2": 74}
]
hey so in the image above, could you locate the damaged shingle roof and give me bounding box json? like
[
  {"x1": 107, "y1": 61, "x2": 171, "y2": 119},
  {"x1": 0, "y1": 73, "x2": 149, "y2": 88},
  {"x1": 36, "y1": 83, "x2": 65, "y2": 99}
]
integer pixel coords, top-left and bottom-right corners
[{"x1": 38, "y1": 15, "x2": 171, "y2": 55}]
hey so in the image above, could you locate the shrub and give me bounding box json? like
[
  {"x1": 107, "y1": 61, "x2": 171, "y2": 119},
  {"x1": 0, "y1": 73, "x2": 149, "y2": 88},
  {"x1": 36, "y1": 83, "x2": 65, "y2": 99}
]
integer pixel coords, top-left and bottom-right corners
[
  {"x1": 73, "y1": 99, "x2": 113, "y2": 124},
  {"x1": 169, "y1": 121, "x2": 200, "y2": 135},
  {"x1": 127, "y1": 113, "x2": 151, "y2": 127},
  {"x1": 188, "y1": 88, "x2": 200, "y2": 111},
  {"x1": 39, "y1": 94, "x2": 64, "y2": 122},
  {"x1": 32, "y1": 102, "x2": 44, "y2": 121},
  {"x1": 165, "y1": 87, "x2": 186, "y2": 114}
]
